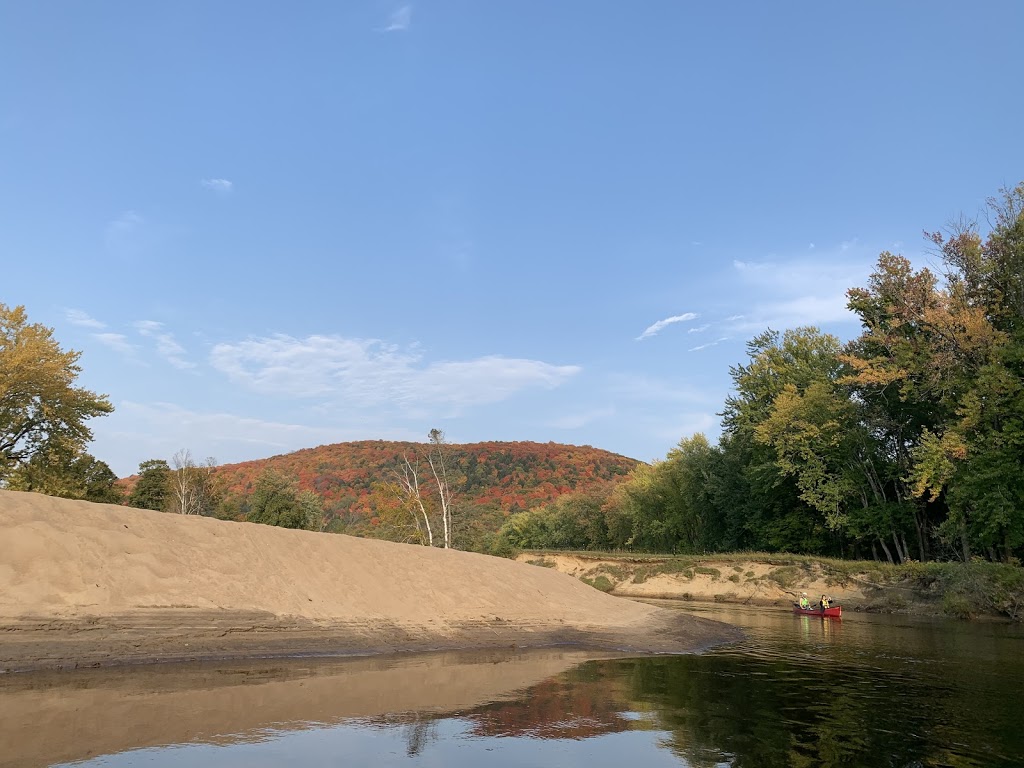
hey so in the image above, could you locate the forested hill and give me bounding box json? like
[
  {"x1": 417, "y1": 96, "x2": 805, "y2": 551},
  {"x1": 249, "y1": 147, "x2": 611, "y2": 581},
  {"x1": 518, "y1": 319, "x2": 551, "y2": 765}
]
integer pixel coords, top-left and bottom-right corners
[{"x1": 211, "y1": 440, "x2": 639, "y2": 545}]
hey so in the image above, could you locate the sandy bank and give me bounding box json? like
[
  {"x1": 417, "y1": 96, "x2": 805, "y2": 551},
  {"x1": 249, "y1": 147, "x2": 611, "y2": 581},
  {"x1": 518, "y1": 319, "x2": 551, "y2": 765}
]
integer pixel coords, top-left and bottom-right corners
[
  {"x1": 516, "y1": 553, "x2": 860, "y2": 606},
  {"x1": 0, "y1": 491, "x2": 739, "y2": 671},
  {"x1": 515, "y1": 552, "x2": 1012, "y2": 617}
]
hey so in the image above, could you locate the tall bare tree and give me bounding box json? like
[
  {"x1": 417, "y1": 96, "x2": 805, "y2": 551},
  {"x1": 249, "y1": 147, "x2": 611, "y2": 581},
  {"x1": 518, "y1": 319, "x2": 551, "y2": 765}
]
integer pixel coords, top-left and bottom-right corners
[
  {"x1": 398, "y1": 453, "x2": 435, "y2": 546},
  {"x1": 169, "y1": 449, "x2": 217, "y2": 515},
  {"x1": 427, "y1": 429, "x2": 455, "y2": 549}
]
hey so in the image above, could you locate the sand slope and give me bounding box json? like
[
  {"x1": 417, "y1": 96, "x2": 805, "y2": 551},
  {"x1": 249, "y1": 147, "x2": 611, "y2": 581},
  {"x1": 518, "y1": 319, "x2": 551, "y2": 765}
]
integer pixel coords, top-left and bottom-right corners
[{"x1": 0, "y1": 491, "x2": 738, "y2": 670}]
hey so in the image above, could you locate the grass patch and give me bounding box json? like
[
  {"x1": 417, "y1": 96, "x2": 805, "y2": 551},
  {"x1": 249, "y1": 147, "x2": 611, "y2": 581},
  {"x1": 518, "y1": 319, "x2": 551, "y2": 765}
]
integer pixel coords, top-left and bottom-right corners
[
  {"x1": 594, "y1": 563, "x2": 631, "y2": 580},
  {"x1": 694, "y1": 566, "x2": 721, "y2": 579},
  {"x1": 942, "y1": 592, "x2": 975, "y2": 619},
  {"x1": 765, "y1": 565, "x2": 803, "y2": 590},
  {"x1": 580, "y1": 575, "x2": 615, "y2": 593}
]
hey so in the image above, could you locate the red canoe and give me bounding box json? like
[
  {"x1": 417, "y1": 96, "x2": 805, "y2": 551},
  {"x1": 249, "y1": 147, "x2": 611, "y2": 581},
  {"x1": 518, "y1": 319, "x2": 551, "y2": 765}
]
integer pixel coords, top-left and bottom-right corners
[{"x1": 793, "y1": 603, "x2": 842, "y2": 618}]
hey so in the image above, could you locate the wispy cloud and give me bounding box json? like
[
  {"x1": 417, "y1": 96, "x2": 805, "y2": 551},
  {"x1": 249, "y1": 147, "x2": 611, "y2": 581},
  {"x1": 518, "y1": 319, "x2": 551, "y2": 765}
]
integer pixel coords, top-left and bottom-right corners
[
  {"x1": 547, "y1": 407, "x2": 615, "y2": 430},
  {"x1": 66, "y1": 308, "x2": 105, "y2": 329},
  {"x1": 105, "y1": 211, "x2": 144, "y2": 255},
  {"x1": 726, "y1": 245, "x2": 877, "y2": 333},
  {"x1": 687, "y1": 324, "x2": 710, "y2": 334},
  {"x1": 135, "y1": 321, "x2": 196, "y2": 369},
  {"x1": 98, "y1": 402, "x2": 356, "y2": 476},
  {"x1": 650, "y1": 412, "x2": 718, "y2": 445},
  {"x1": 209, "y1": 334, "x2": 579, "y2": 409},
  {"x1": 636, "y1": 312, "x2": 699, "y2": 341},
  {"x1": 383, "y1": 4, "x2": 412, "y2": 31},
  {"x1": 201, "y1": 178, "x2": 233, "y2": 193},
  {"x1": 689, "y1": 337, "x2": 729, "y2": 352},
  {"x1": 94, "y1": 333, "x2": 136, "y2": 354},
  {"x1": 606, "y1": 373, "x2": 716, "y2": 405}
]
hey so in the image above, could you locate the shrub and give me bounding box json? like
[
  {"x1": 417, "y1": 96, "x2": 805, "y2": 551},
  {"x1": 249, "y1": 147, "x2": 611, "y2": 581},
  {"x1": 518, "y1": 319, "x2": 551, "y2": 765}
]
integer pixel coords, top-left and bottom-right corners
[
  {"x1": 766, "y1": 566, "x2": 802, "y2": 589},
  {"x1": 942, "y1": 593, "x2": 974, "y2": 619},
  {"x1": 581, "y1": 575, "x2": 615, "y2": 592}
]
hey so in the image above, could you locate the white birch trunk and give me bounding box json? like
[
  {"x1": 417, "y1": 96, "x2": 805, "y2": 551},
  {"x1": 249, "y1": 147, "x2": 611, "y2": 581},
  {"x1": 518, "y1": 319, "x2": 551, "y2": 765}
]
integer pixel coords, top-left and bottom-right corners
[{"x1": 400, "y1": 455, "x2": 433, "y2": 546}]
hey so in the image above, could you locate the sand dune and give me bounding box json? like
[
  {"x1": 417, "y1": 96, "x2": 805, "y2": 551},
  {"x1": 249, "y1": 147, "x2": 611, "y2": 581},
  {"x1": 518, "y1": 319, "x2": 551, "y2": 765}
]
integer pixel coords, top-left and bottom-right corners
[{"x1": 0, "y1": 491, "x2": 738, "y2": 670}]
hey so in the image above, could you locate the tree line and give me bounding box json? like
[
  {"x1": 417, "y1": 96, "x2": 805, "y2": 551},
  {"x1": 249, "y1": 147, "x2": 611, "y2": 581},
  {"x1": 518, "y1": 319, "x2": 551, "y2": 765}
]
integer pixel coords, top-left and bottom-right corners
[
  {"x1": 499, "y1": 184, "x2": 1024, "y2": 564},
  {"x1": 125, "y1": 452, "x2": 327, "y2": 531}
]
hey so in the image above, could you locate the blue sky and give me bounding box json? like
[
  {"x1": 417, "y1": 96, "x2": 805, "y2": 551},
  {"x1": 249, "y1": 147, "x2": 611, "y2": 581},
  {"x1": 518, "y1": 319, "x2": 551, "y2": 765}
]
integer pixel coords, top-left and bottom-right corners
[{"x1": 3, "y1": 2, "x2": 1022, "y2": 476}]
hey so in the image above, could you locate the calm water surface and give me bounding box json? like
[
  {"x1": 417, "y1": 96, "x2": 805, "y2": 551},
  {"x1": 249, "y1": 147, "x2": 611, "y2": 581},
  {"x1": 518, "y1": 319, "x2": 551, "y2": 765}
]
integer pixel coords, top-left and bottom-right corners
[{"x1": 5, "y1": 604, "x2": 1023, "y2": 768}]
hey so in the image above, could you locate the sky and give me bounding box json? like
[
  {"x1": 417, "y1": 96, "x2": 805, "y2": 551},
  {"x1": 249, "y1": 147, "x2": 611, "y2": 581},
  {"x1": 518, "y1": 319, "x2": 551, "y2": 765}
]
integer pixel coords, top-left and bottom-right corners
[{"x1": 2, "y1": 2, "x2": 1023, "y2": 477}]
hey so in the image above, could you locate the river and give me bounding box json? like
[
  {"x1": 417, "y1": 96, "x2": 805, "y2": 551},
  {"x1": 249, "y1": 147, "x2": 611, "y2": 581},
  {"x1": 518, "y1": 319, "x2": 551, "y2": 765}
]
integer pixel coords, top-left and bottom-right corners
[{"x1": 3, "y1": 603, "x2": 1022, "y2": 767}]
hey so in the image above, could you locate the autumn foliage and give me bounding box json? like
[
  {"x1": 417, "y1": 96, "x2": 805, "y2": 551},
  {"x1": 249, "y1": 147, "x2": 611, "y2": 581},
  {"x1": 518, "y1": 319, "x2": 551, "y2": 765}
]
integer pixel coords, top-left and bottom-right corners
[{"x1": 208, "y1": 440, "x2": 637, "y2": 546}]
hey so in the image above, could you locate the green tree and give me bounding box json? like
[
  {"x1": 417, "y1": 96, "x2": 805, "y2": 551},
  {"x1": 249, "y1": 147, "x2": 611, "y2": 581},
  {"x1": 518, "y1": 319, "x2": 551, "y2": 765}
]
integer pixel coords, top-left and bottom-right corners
[
  {"x1": 910, "y1": 185, "x2": 1024, "y2": 561},
  {"x1": 127, "y1": 459, "x2": 172, "y2": 511},
  {"x1": 618, "y1": 436, "x2": 722, "y2": 554},
  {"x1": 719, "y1": 327, "x2": 846, "y2": 555},
  {"x1": 7, "y1": 444, "x2": 123, "y2": 503},
  {"x1": 0, "y1": 304, "x2": 112, "y2": 483},
  {"x1": 247, "y1": 469, "x2": 307, "y2": 529},
  {"x1": 297, "y1": 489, "x2": 326, "y2": 531}
]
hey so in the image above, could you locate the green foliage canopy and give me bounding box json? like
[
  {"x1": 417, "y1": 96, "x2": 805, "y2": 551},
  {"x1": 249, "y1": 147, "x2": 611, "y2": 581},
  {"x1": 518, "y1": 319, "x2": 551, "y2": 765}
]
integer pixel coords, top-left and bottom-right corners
[
  {"x1": 127, "y1": 459, "x2": 172, "y2": 511},
  {"x1": 0, "y1": 304, "x2": 112, "y2": 483}
]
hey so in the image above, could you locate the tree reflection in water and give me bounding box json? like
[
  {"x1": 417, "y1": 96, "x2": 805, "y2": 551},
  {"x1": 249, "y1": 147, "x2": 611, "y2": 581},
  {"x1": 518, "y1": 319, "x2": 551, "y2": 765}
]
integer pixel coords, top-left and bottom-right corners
[{"x1": 436, "y1": 612, "x2": 1024, "y2": 768}]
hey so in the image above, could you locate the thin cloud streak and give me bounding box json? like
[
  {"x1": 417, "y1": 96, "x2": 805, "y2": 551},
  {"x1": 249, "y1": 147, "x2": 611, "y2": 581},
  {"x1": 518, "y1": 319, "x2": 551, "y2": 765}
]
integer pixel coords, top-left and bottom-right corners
[
  {"x1": 547, "y1": 407, "x2": 615, "y2": 430},
  {"x1": 201, "y1": 178, "x2": 233, "y2": 193},
  {"x1": 104, "y1": 210, "x2": 143, "y2": 255},
  {"x1": 94, "y1": 333, "x2": 135, "y2": 354},
  {"x1": 606, "y1": 373, "x2": 717, "y2": 405},
  {"x1": 689, "y1": 337, "x2": 729, "y2": 352},
  {"x1": 724, "y1": 244, "x2": 878, "y2": 332},
  {"x1": 636, "y1": 312, "x2": 698, "y2": 341},
  {"x1": 383, "y1": 4, "x2": 412, "y2": 31},
  {"x1": 135, "y1": 320, "x2": 196, "y2": 369},
  {"x1": 96, "y1": 402, "x2": 349, "y2": 476},
  {"x1": 66, "y1": 309, "x2": 105, "y2": 329}
]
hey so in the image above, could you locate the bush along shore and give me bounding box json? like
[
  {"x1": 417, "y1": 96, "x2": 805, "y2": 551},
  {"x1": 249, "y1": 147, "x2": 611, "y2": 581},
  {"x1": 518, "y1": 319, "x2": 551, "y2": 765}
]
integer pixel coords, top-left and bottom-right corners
[{"x1": 515, "y1": 551, "x2": 1024, "y2": 621}]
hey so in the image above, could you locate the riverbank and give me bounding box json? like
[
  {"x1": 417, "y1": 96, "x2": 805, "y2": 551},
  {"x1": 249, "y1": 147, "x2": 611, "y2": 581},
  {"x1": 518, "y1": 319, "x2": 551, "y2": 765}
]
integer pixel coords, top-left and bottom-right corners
[
  {"x1": 0, "y1": 491, "x2": 740, "y2": 672},
  {"x1": 515, "y1": 551, "x2": 1024, "y2": 620}
]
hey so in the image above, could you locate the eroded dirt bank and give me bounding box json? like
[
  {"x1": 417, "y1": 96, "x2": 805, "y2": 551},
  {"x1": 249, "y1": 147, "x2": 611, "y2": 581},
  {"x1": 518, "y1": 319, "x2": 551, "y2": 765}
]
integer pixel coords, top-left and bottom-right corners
[{"x1": 515, "y1": 552, "x2": 1023, "y2": 619}]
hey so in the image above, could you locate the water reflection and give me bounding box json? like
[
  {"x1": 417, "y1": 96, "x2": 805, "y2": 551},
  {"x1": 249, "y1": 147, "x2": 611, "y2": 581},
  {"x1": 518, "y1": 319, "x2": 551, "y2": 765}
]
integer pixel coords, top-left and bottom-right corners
[
  {"x1": 6, "y1": 606, "x2": 1023, "y2": 768},
  {"x1": 0, "y1": 648, "x2": 611, "y2": 768}
]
